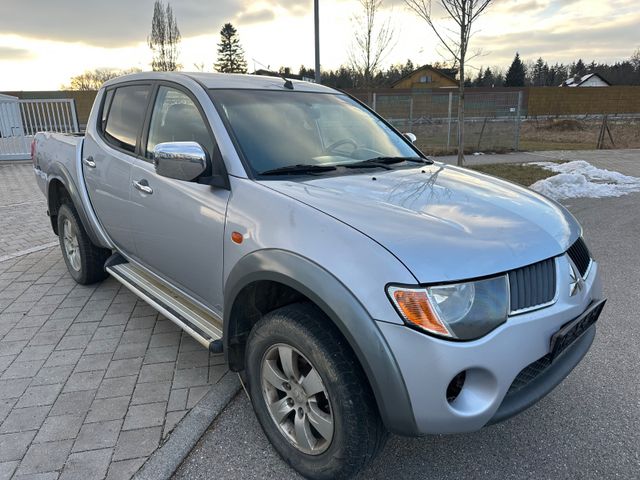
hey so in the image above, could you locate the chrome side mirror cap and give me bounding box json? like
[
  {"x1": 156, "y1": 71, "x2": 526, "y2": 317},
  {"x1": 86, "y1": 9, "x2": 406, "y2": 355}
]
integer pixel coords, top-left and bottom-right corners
[
  {"x1": 404, "y1": 132, "x2": 417, "y2": 143},
  {"x1": 153, "y1": 141, "x2": 208, "y2": 182}
]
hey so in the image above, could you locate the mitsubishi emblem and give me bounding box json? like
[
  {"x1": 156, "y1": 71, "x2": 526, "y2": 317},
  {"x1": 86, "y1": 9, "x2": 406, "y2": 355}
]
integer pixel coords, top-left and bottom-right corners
[{"x1": 569, "y1": 263, "x2": 584, "y2": 296}]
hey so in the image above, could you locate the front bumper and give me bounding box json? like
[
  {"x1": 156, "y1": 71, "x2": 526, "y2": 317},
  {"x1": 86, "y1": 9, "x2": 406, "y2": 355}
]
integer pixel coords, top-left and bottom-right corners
[{"x1": 378, "y1": 255, "x2": 603, "y2": 435}]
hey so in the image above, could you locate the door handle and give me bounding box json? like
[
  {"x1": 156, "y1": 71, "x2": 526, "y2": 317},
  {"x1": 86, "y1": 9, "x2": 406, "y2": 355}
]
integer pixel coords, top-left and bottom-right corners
[
  {"x1": 133, "y1": 179, "x2": 153, "y2": 195},
  {"x1": 83, "y1": 156, "x2": 96, "y2": 168}
]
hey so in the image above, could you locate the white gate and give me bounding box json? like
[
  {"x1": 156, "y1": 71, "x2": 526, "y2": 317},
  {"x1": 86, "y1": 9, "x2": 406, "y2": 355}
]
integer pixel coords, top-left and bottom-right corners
[
  {"x1": 0, "y1": 94, "x2": 28, "y2": 161},
  {"x1": 0, "y1": 96, "x2": 79, "y2": 161}
]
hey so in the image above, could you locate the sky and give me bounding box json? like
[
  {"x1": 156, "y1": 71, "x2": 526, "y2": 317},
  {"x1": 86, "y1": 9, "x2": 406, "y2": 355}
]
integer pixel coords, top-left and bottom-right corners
[{"x1": 0, "y1": 0, "x2": 638, "y2": 90}]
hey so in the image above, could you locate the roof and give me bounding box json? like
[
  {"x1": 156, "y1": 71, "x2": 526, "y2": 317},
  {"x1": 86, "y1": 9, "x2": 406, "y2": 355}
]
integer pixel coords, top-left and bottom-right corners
[
  {"x1": 561, "y1": 73, "x2": 611, "y2": 87},
  {"x1": 390, "y1": 64, "x2": 459, "y2": 87},
  {"x1": 103, "y1": 71, "x2": 336, "y2": 93}
]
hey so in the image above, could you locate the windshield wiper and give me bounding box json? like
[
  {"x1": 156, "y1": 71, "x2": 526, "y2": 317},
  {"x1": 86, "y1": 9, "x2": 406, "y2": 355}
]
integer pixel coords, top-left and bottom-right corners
[
  {"x1": 344, "y1": 156, "x2": 432, "y2": 169},
  {"x1": 259, "y1": 164, "x2": 337, "y2": 176}
]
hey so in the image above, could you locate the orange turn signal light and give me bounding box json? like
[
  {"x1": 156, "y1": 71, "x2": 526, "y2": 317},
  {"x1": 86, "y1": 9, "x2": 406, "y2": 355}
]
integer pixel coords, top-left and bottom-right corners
[
  {"x1": 231, "y1": 231, "x2": 243, "y2": 244},
  {"x1": 390, "y1": 288, "x2": 452, "y2": 337}
]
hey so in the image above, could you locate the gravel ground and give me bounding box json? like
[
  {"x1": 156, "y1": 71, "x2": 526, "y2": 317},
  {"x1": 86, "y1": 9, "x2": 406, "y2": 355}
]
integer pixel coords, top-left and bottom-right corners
[{"x1": 174, "y1": 191, "x2": 640, "y2": 480}]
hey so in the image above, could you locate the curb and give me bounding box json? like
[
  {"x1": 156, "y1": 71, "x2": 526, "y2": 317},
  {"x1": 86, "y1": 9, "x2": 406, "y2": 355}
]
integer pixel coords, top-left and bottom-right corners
[{"x1": 133, "y1": 372, "x2": 241, "y2": 480}]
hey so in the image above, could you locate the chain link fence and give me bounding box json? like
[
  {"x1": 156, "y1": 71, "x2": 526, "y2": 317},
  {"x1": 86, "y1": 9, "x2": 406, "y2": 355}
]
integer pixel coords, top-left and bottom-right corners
[{"x1": 358, "y1": 90, "x2": 524, "y2": 155}]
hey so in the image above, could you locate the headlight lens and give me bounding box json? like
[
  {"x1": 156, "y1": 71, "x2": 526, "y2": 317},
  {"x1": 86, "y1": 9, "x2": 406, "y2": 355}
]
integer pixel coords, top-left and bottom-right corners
[{"x1": 388, "y1": 276, "x2": 509, "y2": 340}]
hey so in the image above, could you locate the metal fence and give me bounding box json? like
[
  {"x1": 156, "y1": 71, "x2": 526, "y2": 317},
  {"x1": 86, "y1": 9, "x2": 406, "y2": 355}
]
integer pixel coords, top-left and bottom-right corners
[
  {"x1": 365, "y1": 90, "x2": 524, "y2": 154},
  {"x1": 18, "y1": 99, "x2": 79, "y2": 136},
  {"x1": 0, "y1": 98, "x2": 79, "y2": 161}
]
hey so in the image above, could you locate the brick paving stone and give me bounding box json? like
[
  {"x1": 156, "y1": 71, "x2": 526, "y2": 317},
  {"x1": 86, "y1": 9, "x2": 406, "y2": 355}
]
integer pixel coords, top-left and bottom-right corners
[
  {"x1": 0, "y1": 461, "x2": 19, "y2": 479},
  {"x1": 31, "y1": 365, "x2": 74, "y2": 387},
  {"x1": 104, "y1": 358, "x2": 142, "y2": 378},
  {"x1": 72, "y1": 420, "x2": 122, "y2": 452},
  {"x1": 131, "y1": 381, "x2": 171, "y2": 406},
  {"x1": 0, "y1": 405, "x2": 50, "y2": 433},
  {"x1": 95, "y1": 376, "x2": 137, "y2": 399},
  {"x1": 15, "y1": 384, "x2": 63, "y2": 408},
  {"x1": 59, "y1": 448, "x2": 112, "y2": 480},
  {"x1": 15, "y1": 345, "x2": 55, "y2": 363},
  {"x1": 85, "y1": 396, "x2": 130, "y2": 424},
  {"x1": 83, "y1": 338, "x2": 119, "y2": 355},
  {"x1": 167, "y1": 389, "x2": 188, "y2": 412},
  {"x1": 186, "y1": 385, "x2": 210, "y2": 409},
  {"x1": 1, "y1": 359, "x2": 44, "y2": 379},
  {"x1": 43, "y1": 350, "x2": 83, "y2": 368},
  {"x1": 143, "y1": 346, "x2": 178, "y2": 364},
  {"x1": 173, "y1": 367, "x2": 208, "y2": 389},
  {"x1": 112, "y1": 427, "x2": 161, "y2": 461},
  {"x1": 49, "y1": 391, "x2": 96, "y2": 417},
  {"x1": 122, "y1": 402, "x2": 166, "y2": 430},
  {"x1": 163, "y1": 410, "x2": 187, "y2": 438},
  {"x1": 112, "y1": 342, "x2": 148, "y2": 361},
  {"x1": 138, "y1": 362, "x2": 174, "y2": 384},
  {"x1": 62, "y1": 370, "x2": 105, "y2": 393},
  {"x1": 33, "y1": 414, "x2": 84, "y2": 443},
  {"x1": 55, "y1": 334, "x2": 92, "y2": 351},
  {"x1": 0, "y1": 431, "x2": 37, "y2": 462},
  {"x1": 0, "y1": 399, "x2": 17, "y2": 423},
  {"x1": 0, "y1": 378, "x2": 30, "y2": 399},
  {"x1": 74, "y1": 354, "x2": 112, "y2": 373},
  {"x1": 105, "y1": 457, "x2": 145, "y2": 480},
  {"x1": 16, "y1": 439, "x2": 73, "y2": 475}
]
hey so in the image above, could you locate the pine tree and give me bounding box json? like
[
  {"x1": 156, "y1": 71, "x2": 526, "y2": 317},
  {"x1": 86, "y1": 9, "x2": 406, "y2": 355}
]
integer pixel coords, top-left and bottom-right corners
[
  {"x1": 504, "y1": 53, "x2": 526, "y2": 87},
  {"x1": 215, "y1": 23, "x2": 247, "y2": 74}
]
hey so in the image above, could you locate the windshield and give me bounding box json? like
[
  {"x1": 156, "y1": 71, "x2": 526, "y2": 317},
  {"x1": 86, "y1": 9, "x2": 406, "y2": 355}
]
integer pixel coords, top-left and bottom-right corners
[{"x1": 209, "y1": 89, "x2": 419, "y2": 175}]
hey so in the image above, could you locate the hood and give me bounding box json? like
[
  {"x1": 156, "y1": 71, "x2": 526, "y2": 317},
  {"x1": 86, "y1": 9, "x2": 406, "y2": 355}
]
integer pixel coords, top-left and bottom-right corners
[{"x1": 259, "y1": 163, "x2": 581, "y2": 283}]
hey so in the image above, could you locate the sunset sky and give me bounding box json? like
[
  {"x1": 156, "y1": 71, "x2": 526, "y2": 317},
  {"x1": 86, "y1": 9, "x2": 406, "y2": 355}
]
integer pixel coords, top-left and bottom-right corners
[{"x1": 0, "y1": 0, "x2": 638, "y2": 90}]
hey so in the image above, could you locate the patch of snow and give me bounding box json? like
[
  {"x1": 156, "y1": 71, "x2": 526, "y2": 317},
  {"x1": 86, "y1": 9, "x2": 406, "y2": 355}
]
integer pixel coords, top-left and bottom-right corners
[{"x1": 530, "y1": 160, "x2": 640, "y2": 200}]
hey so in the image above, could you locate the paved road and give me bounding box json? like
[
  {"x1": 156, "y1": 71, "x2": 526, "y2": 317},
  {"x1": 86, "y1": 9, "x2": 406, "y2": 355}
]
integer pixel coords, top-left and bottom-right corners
[{"x1": 175, "y1": 192, "x2": 640, "y2": 478}]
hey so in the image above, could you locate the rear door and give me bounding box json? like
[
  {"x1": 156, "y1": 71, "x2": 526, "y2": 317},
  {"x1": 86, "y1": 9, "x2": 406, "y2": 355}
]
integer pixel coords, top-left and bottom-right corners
[
  {"x1": 83, "y1": 84, "x2": 152, "y2": 253},
  {"x1": 128, "y1": 84, "x2": 230, "y2": 312}
]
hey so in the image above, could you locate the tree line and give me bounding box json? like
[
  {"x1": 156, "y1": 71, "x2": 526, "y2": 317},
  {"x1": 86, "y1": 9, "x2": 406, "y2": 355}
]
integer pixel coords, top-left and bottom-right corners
[{"x1": 468, "y1": 51, "x2": 640, "y2": 88}]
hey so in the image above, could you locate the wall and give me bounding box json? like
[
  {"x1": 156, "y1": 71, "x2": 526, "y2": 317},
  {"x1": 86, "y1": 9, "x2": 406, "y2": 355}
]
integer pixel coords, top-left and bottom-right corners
[{"x1": 527, "y1": 86, "x2": 640, "y2": 116}]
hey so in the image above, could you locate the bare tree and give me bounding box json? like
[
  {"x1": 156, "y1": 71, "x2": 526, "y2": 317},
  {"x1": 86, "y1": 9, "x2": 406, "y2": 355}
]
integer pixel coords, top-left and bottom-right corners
[
  {"x1": 350, "y1": 0, "x2": 395, "y2": 87},
  {"x1": 62, "y1": 68, "x2": 142, "y2": 90},
  {"x1": 148, "y1": 0, "x2": 181, "y2": 71},
  {"x1": 404, "y1": 0, "x2": 493, "y2": 165}
]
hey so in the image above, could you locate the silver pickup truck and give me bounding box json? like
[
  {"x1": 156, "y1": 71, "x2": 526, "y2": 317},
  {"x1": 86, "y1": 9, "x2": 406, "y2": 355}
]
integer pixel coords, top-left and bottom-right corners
[{"x1": 32, "y1": 72, "x2": 605, "y2": 479}]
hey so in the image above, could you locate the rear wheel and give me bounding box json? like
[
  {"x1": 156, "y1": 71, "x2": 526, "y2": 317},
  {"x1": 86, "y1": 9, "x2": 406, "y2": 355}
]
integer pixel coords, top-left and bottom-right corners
[
  {"x1": 57, "y1": 203, "x2": 110, "y2": 285},
  {"x1": 245, "y1": 303, "x2": 387, "y2": 479}
]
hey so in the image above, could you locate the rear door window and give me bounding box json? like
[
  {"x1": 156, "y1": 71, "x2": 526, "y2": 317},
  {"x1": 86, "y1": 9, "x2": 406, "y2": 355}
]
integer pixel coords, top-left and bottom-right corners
[{"x1": 103, "y1": 85, "x2": 151, "y2": 153}]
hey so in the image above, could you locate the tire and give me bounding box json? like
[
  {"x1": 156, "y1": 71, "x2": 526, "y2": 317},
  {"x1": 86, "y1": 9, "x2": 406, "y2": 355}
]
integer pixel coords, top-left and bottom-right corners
[
  {"x1": 245, "y1": 302, "x2": 387, "y2": 480},
  {"x1": 57, "y1": 203, "x2": 111, "y2": 285}
]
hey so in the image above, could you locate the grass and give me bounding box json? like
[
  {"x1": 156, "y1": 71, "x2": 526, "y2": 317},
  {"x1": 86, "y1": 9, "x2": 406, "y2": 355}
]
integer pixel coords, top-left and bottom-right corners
[{"x1": 469, "y1": 163, "x2": 555, "y2": 187}]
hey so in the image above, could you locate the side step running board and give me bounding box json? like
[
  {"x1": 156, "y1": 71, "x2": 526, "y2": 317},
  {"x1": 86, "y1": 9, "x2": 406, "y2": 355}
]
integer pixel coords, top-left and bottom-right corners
[{"x1": 106, "y1": 262, "x2": 223, "y2": 353}]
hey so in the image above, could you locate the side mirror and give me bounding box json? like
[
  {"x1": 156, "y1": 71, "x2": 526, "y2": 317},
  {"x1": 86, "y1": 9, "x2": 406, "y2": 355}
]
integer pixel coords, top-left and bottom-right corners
[
  {"x1": 153, "y1": 141, "x2": 208, "y2": 182},
  {"x1": 404, "y1": 132, "x2": 417, "y2": 144}
]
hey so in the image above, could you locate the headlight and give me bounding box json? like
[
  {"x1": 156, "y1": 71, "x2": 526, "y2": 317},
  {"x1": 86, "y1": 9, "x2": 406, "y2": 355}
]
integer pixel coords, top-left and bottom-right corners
[{"x1": 388, "y1": 276, "x2": 509, "y2": 340}]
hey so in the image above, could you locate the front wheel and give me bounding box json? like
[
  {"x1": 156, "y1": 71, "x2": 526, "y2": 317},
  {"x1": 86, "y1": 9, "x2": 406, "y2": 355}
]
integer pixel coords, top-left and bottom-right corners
[
  {"x1": 245, "y1": 303, "x2": 387, "y2": 479},
  {"x1": 57, "y1": 203, "x2": 110, "y2": 285}
]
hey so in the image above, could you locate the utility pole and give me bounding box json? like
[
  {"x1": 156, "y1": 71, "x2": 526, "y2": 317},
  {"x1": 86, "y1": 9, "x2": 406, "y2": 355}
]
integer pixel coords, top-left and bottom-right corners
[{"x1": 314, "y1": 0, "x2": 321, "y2": 83}]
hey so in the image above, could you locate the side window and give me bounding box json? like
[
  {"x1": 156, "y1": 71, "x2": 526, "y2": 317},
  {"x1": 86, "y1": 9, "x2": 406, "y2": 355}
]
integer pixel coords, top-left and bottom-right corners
[
  {"x1": 100, "y1": 89, "x2": 114, "y2": 132},
  {"x1": 146, "y1": 86, "x2": 214, "y2": 159},
  {"x1": 103, "y1": 85, "x2": 151, "y2": 153}
]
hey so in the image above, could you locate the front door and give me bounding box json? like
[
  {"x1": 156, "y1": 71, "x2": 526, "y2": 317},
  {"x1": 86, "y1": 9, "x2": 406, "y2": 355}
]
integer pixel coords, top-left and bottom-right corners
[{"x1": 128, "y1": 85, "x2": 229, "y2": 313}]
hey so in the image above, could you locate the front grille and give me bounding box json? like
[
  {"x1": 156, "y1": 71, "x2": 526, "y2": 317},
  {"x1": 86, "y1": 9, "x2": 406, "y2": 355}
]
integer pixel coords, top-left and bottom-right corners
[
  {"x1": 509, "y1": 257, "x2": 556, "y2": 313},
  {"x1": 507, "y1": 354, "x2": 552, "y2": 394},
  {"x1": 567, "y1": 237, "x2": 592, "y2": 277}
]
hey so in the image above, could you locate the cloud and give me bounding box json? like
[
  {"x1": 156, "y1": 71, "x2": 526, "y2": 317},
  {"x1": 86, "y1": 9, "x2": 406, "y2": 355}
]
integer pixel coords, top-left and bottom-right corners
[
  {"x1": 0, "y1": 46, "x2": 34, "y2": 60},
  {"x1": 0, "y1": 0, "x2": 304, "y2": 47},
  {"x1": 238, "y1": 9, "x2": 277, "y2": 25},
  {"x1": 475, "y1": 11, "x2": 640, "y2": 62}
]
